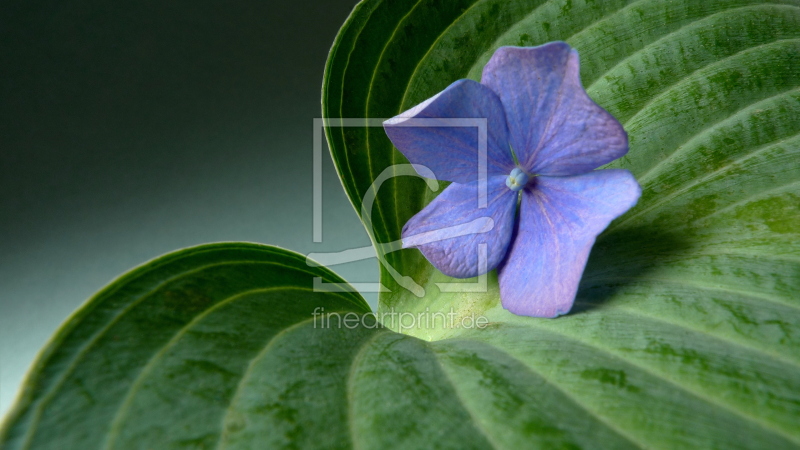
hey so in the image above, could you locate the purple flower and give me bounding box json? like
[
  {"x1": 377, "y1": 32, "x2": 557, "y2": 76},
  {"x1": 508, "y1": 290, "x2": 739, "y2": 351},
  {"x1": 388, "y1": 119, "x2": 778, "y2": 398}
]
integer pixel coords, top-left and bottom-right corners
[{"x1": 383, "y1": 42, "x2": 641, "y2": 318}]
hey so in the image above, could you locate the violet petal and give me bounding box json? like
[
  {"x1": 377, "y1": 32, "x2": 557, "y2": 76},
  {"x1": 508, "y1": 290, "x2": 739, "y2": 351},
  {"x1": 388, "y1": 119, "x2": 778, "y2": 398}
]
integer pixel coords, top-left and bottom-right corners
[
  {"x1": 384, "y1": 79, "x2": 515, "y2": 184},
  {"x1": 402, "y1": 176, "x2": 517, "y2": 278},
  {"x1": 498, "y1": 169, "x2": 641, "y2": 317},
  {"x1": 481, "y1": 43, "x2": 628, "y2": 176}
]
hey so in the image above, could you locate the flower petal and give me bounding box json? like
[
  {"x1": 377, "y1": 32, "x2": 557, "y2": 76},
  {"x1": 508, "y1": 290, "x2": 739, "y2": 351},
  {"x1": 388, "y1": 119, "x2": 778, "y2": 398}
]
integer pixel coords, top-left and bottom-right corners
[
  {"x1": 402, "y1": 177, "x2": 517, "y2": 278},
  {"x1": 481, "y1": 43, "x2": 628, "y2": 176},
  {"x1": 498, "y1": 170, "x2": 641, "y2": 317},
  {"x1": 384, "y1": 79, "x2": 515, "y2": 183}
]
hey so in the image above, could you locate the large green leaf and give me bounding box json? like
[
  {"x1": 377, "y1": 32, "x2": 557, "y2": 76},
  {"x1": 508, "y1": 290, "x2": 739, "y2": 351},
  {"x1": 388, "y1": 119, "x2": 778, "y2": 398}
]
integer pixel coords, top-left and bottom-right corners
[
  {"x1": 4, "y1": 243, "x2": 798, "y2": 449},
  {"x1": 3, "y1": 242, "x2": 797, "y2": 449},
  {"x1": 321, "y1": 0, "x2": 800, "y2": 445},
  {"x1": 0, "y1": 244, "x2": 375, "y2": 449}
]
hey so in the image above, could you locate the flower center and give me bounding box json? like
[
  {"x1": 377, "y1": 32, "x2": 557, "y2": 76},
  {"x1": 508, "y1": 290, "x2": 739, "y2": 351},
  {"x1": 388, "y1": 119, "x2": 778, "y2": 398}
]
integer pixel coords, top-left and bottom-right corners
[{"x1": 505, "y1": 167, "x2": 529, "y2": 192}]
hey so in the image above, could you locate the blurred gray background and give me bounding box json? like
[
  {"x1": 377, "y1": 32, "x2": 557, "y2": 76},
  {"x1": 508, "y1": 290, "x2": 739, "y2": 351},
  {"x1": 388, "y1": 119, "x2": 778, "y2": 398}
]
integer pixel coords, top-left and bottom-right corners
[{"x1": 0, "y1": 0, "x2": 378, "y2": 417}]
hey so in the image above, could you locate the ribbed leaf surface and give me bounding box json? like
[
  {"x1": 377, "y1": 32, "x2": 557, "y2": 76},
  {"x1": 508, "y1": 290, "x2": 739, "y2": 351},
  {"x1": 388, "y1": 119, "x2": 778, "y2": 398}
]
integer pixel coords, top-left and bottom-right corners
[{"x1": 321, "y1": 0, "x2": 800, "y2": 446}]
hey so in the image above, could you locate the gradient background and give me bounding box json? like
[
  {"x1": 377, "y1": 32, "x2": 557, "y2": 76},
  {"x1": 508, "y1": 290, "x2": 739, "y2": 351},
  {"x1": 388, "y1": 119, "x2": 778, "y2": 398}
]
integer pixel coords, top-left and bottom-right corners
[{"x1": 0, "y1": 0, "x2": 379, "y2": 417}]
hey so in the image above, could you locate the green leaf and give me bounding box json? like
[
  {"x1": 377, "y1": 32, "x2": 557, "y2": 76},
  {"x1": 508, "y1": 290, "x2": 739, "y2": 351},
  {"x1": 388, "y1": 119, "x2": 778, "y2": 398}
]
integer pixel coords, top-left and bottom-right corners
[
  {"x1": 0, "y1": 243, "x2": 375, "y2": 449},
  {"x1": 4, "y1": 245, "x2": 796, "y2": 448},
  {"x1": 321, "y1": 0, "x2": 800, "y2": 446}
]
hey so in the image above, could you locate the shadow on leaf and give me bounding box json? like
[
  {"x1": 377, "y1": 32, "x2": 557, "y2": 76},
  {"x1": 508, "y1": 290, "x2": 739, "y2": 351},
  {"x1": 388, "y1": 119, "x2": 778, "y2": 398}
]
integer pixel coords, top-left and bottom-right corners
[{"x1": 571, "y1": 224, "x2": 695, "y2": 314}]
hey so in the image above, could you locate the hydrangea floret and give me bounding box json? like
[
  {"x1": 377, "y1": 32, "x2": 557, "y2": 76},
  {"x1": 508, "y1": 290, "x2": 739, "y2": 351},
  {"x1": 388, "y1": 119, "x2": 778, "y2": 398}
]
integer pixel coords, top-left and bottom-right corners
[{"x1": 384, "y1": 42, "x2": 641, "y2": 318}]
